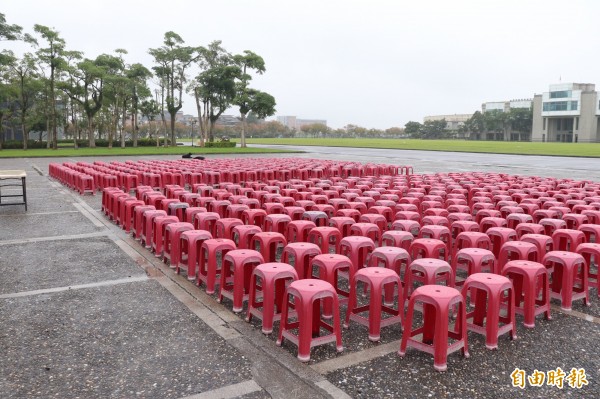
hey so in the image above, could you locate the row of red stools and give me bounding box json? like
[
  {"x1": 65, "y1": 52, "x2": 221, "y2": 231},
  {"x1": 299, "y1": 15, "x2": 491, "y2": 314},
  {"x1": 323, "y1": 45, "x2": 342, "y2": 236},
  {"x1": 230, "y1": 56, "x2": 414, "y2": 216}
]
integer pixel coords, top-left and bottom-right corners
[
  {"x1": 50, "y1": 161, "x2": 600, "y2": 370},
  {"x1": 49, "y1": 158, "x2": 413, "y2": 194}
]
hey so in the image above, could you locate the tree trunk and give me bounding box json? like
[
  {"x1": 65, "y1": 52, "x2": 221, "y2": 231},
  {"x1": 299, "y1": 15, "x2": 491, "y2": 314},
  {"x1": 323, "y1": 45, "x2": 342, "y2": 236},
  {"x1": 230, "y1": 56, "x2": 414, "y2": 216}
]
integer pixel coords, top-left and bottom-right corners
[
  {"x1": 21, "y1": 117, "x2": 27, "y2": 150},
  {"x1": 170, "y1": 113, "x2": 176, "y2": 147},
  {"x1": 88, "y1": 117, "x2": 95, "y2": 148},
  {"x1": 240, "y1": 112, "x2": 247, "y2": 148},
  {"x1": 194, "y1": 93, "x2": 205, "y2": 147}
]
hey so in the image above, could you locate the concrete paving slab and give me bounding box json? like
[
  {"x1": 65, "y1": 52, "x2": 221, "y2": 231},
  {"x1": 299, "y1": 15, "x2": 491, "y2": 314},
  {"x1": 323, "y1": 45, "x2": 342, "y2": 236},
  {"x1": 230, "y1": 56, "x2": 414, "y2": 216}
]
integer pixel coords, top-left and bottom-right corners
[
  {"x1": 0, "y1": 211, "x2": 103, "y2": 240},
  {"x1": 326, "y1": 312, "x2": 599, "y2": 399},
  {"x1": 0, "y1": 280, "x2": 253, "y2": 399},
  {"x1": 0, "y1": 237, "x2": 146, "y2": 295}
]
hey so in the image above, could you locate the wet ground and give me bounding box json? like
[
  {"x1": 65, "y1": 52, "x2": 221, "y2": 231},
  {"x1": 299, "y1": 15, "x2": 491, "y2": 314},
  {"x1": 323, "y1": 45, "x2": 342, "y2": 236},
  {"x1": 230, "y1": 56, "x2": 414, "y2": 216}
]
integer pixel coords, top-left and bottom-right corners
[{"x1": 0, "y1": 150, "x2": 598, "y2": 398}]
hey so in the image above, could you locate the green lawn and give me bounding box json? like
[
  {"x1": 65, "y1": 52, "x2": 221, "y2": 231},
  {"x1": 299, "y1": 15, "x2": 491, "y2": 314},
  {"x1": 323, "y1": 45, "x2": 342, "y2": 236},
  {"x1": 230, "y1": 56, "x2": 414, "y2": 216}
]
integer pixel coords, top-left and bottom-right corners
[
  {"x1": 0, "y1": 146, "x2": 297, "y2": 158},
  {"x1": 246, "y1": 138, "x2": 600, "y2": 157}
]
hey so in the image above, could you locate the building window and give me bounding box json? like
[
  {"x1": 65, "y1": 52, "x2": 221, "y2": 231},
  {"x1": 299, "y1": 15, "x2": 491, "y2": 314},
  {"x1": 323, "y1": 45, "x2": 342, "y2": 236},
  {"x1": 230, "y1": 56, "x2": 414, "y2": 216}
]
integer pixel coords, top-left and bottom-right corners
[
  {"x1": 543, "y1": 101, "x2": 578, "y2": 112},
  {"x1": 550, "y1": 90, "x2": 571, "y2": 99}
]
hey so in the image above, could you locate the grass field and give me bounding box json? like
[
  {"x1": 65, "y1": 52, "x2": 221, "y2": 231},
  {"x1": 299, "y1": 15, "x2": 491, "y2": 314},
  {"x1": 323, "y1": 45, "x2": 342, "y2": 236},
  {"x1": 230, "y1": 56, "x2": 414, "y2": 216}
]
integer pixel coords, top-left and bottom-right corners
[
  {"x1": 246, "y1": 138, "x2": 600, "y2": 157},
  {"x1": 0, "y1": 146, "x2": 296, "y2": 158}
]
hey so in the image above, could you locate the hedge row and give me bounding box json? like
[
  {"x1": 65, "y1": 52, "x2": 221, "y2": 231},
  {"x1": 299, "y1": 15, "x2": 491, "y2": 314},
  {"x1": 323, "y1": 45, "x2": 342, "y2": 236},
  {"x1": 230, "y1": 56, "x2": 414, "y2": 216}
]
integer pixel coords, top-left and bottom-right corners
[{"x1": 1, "y1": 138, "x2": 236, "y2": 149}]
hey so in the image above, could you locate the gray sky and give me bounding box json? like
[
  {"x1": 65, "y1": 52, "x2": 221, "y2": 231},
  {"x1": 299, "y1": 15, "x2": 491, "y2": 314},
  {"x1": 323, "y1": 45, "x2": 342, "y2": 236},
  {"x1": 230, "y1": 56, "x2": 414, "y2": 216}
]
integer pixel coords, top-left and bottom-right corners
[{"x1": 3, "y1": 0, "x2": 600, "y2": 129}]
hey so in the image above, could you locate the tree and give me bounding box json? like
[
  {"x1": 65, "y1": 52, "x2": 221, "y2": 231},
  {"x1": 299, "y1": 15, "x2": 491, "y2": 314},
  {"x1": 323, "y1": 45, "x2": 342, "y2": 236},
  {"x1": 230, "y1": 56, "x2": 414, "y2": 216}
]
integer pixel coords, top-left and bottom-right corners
[
  {"x1": 140, "y1": 99, "x2": 160, "y2": 146},
  {"x1": 300, "y1": 123, "x2": 329, "y2": 138},
  {"x1": 507, "y1": 107, "x2": 533, "y2": 135},
  {"x1": 126, "y1": 63, "x2": 152, "y2": 147},
  {"x1": 0, "y1": 13, "x2": 22, "y2": 41},
  {"x1": 4, "y1": 51, "x2": 43, "y2": 149},
  {"x1": 191, "y1": 41, "x2": 240, "y2": 145},
  {"x1": 30, "y1": 25, "x2": 65, "y2": 149},
  {"x1": 404, "y1": 121, "x2": 422, "y2": 137},
  {"x1": 421, "y1": 119, "x2": 447, "y2": 139},
  {"x1": 149, "y1": 32, "x2": 198, "y2": 146},
  {"x1": 232, "y1": 50, "x2": 276, "y2": 147}
]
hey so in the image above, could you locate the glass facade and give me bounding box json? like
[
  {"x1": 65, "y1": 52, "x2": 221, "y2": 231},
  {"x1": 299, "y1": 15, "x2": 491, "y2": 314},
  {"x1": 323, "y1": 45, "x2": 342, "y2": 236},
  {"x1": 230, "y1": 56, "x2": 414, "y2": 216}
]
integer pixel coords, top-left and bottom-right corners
[
  {"x1": 542, "y1": 101, "x2": 578, "y2": 112},
  {"x1": 549, "y1": 90, "x2": 571, "y2": 99}
]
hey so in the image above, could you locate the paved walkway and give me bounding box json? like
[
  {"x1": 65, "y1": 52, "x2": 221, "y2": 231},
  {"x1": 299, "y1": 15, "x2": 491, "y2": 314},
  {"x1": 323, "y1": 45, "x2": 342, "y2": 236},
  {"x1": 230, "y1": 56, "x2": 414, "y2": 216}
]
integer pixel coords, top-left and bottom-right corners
[{"x1": 1, "y1": 154, "x2": 598, "y2": 399}]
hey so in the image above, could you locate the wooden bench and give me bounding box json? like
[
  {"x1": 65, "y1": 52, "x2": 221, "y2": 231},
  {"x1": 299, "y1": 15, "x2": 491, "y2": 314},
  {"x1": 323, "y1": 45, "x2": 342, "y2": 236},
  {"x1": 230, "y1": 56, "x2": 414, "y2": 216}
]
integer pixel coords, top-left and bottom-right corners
[{"x1": 0, "y1": 170, "x2": 27, "y2": 211}]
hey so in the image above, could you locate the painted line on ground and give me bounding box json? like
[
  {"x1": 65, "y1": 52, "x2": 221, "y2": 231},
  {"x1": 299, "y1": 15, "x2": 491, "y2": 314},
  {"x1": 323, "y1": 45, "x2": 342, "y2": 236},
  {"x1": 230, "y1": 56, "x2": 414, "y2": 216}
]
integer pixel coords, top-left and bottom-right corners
[
  {"x1": 0, "y1": 210, "x2": 79, "y2": 217},
  {"x1": 0, "y1": 276, "x2": 148, "y2": 299},
  {"x1": 179, "y1": 379, "x2": 262, "y2": 399},
  {"x1": 0, "y1": 231, "x2": 109, "y2": 246},
  {"x1": 551, "y1": 304, "x2": 600, "y2": 325},
  {"x1": 311, "y1": 340, "x2": 400, "y2": 375}
]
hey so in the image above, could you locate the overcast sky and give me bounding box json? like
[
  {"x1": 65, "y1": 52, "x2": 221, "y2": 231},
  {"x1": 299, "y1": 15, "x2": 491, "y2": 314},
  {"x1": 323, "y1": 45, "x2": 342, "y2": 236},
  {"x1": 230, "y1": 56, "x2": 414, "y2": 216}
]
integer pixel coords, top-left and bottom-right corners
[{"x1": 3, "y1": 0, "x2": 600, "y2": 129}]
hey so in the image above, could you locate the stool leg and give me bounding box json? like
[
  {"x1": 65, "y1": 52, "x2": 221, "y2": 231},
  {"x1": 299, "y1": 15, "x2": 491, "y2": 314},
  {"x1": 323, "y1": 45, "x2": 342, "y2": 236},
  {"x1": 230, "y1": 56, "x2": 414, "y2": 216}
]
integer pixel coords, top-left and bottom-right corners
[
  {"x1": 433, "y1": 306, "x2": 450, "y2": 372},
  {"x1": 331, "y1": 295, "x2": 344, "y2": 352},
  {"x1": 368, "y1": 281, "x2": 384, "y2": 342},
  {"x1": 484, "y1": 290, "x2": 500, "y2": 350},
  {"x1": 232, "y1": 263, "x2": 246, "y2": 313}
]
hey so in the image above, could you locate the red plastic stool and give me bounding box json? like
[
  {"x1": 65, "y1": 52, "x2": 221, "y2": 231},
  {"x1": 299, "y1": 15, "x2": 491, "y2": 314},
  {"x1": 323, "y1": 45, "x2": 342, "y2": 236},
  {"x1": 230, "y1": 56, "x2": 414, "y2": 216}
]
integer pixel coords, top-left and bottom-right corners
[
  {"x1": 359, "y1": 213, "x2": 388, "y2": 232},
  {"x1": 501, "y1": 260, "x2": 551, "y2": 328},
  {"x1": 419, "y1": 225, "x2": 452, "y2": 258},
  {"x1": 521, "y1": 233, "x2": 553, "y2": 258},
  {"x1": 392, "y1": 220, "x2": 421, "y2": 237},
  {"x1": 282, "y1": 242, "x2": 322, "y2": 279},
  {"x1": 369, "y1": 246, "x2": 411, "y2": 304},
  {"x1": 340, "y1": 236, "x2": 376, "y2": 273},
  {"x1": 163, "y1": 222, "x2": 194, "y2": 267},
  {"x1": 552, "y1": 228, "x2": 585, "y2": 252},
  {"x1": 579, "y1": 223, "x2": 600, "y2": 243},
  {"x1": 450, "y1": 220, "x2": 479, "y2": 239},
  {"x1": 336, "y1": 208, "x2": 362, "y2": 222},
  {"x1": 311, "y1": 254, "x2": 353, "y2": 316},
  {"x1": 308, "y1": 226, "x2": 343, "y2": 254},
  {"x1": 410, "y1": 238, "x2": 448, "y2": 261},
  {"x1": 179, "y1": 229, "x2": 213, "y2": 280},
  {"x1": 246, "y1": 262, "x2": 298, "y2": 334},
  {"x1": 302, "y1": 210, "x2": 329, "y2": 227},
  {"x1": 506, "y1": 213, "x2": 534, "y2": 230},
  {"x1": 462, "y1": 273, "x2": 517, "y2": 349},
  {"x1": 350, "y1": 222, "x2": 382, "y2": 246},
  {"x1": 185, "y1": 207, "x2": 207, "y2": 224},
  {"x1": 132, "y1": 205, "x2": 155, "y2": 239},
  {"x1": 403, "y1": 259, "x2": 455, "y2": 305},
  {"x1": 515, "y1": 222, "x2": 545, "y2": 238},
  {"x1": 218, "y1": 249, "x2": 265, "y2": 312},
  {"x1": 277, "y1": 279, "x2": 344, "y2": 362},
  {"x1": 381, "y1": 230, "x2": 413, "y2": 250},
  {"x1": 140, "y1": 209, "x2": 166, "y2": 247},
  {"x1": 241, "y1": 208, "x2": 267, "y2": 228},
  {"x1": 576, "y1": 243, "x2": 600, "y2": 296},
  {"x1": 486, "y1": 227, "x2": 518, "y2": 258},
  {"x1": 498, "y1": 241, "x2": 539, "y2": 270},
  {"x1": 285, "y1": 220, "x2": 316, "y2": 243},
  {"x1": 344, "y1": 268, "x2": 403, "y2": 341},
  {"x1": 539, "y1": 218, "x2": 567, "y2": 236},
  {"x1": 283, "y1": 206, "x2": 306, "y2": 221},
  {"x1": 563, "y1": 213, "x2": 589, "y2": 229},
  {"x1": 265, "y1": 214, "x2": 292, "y2": 235},
  {"x1": 232, "y1": 224, "x2": 262, "y2": 250},
  {"x1": 543, "y1": 251, "x2": 589, "y2": 311},
  {"x1": 121, "y1": 199, "x2": 145, "y2": 233},
  {"x1": 399, "y1": 285, "x2": 468, "y2": 372},
  {"x1": 197, "y1": 238, "x2": 236, "y2": 294},
  {"x1": 152, "y1": 215, "x2": 179, "y2": 257},
  {"x1": 194, "y1": 212, "x2": 220, "y2": 236},
  {"x1": 215, "y1": 217, "x2": 244, "y2": 240},
  {"x1": 480, "y1": 217, "x2": 507, "y2": 233},
  {"x1": 329, "y1": 216, "x2": 355, "y2": 237},
  {"x1": 453, "y1": 248, "x2": 497, "y2": 287},
  {"x1": 251, "y1": 232, "x2": 287, "y2": 262}
]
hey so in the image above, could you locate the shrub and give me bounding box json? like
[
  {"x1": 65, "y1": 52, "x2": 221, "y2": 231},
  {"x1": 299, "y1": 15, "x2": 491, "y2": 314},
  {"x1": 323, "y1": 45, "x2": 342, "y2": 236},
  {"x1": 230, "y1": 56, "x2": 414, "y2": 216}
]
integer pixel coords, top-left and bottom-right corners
[{"x1": 203, "y1": 141, "x2": 236, "y2": 148}]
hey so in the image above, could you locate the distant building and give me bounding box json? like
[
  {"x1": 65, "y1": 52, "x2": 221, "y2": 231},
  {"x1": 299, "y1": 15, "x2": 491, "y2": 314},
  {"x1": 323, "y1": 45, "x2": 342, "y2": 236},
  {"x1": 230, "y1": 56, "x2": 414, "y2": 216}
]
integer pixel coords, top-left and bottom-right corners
[
  {"x1": 423, "y1": 114, "x2": 472, "y2": 131},
  {"x1": 215, "y1": 115, "x2": 241, "y2": 127},
  {"x1": 532, "y1": 83, "x2": 600, "y2": 143},
  {"x1": 277, "y1": 116, "x2": 327, "y2": 130},
  {"x1": 482, "y1": 99, "x2": 532, "y2": 113}
]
